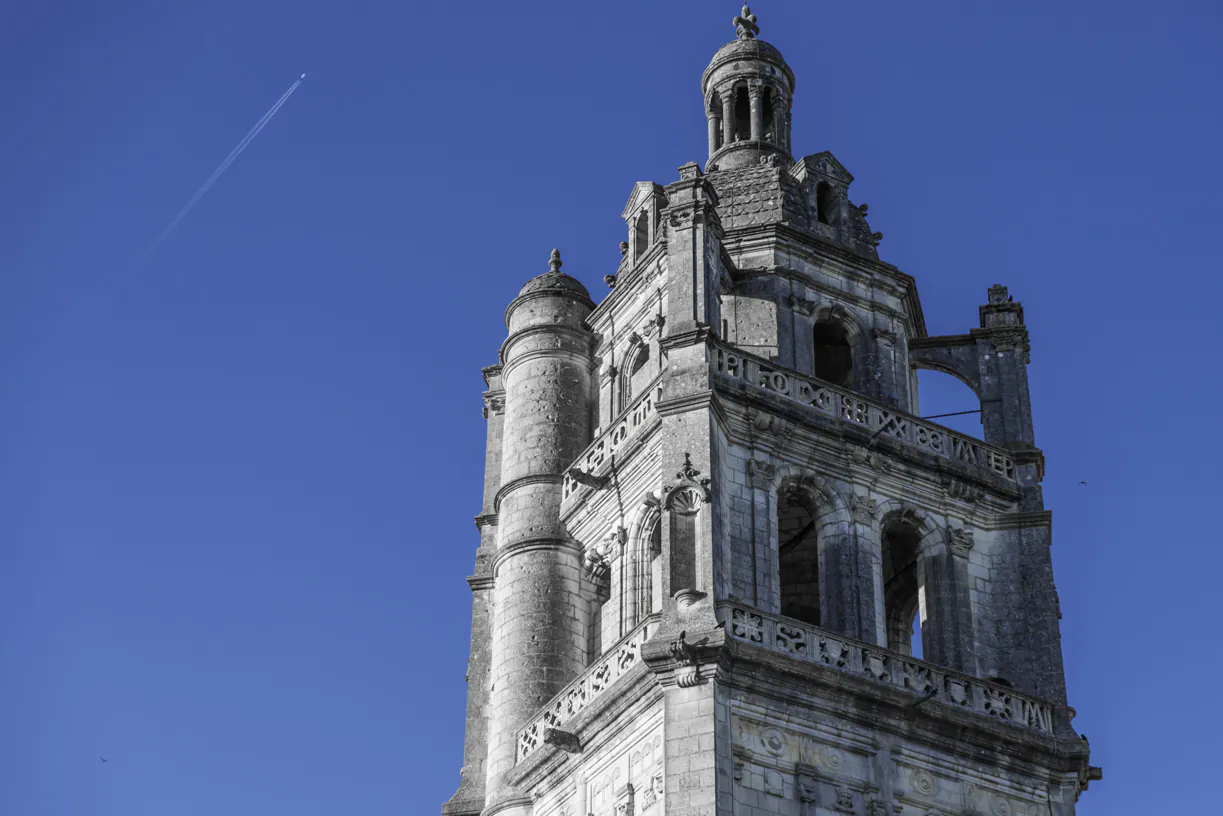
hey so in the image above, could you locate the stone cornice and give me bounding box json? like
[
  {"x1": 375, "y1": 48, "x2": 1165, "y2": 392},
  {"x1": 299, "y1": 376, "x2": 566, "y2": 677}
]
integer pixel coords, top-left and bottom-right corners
[
  {"x1": 503, "y1": 288, "x2": 595, "y2": 329},
  {"x1": 493, "y1": 473, "x2": 564, "y2": 513},
  {"x1": 499, "y1": 323, "x2": 594, "y2": 368},
  {"x1": 490, "y1": 536, "x2": 582, "y2": 575},
  {"x1": 721, "y1": 222, "x2": 927, "y2": 337}
]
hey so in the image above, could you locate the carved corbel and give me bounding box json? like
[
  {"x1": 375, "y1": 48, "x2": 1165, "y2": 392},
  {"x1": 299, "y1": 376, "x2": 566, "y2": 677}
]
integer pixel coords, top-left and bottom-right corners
[
  {"x1": 787, "y1": 292, "x2": 817, "y2": 316},
  {"x1": 481, "y1": 394, "x2": 504, "y2": 419},
  {"x1": 746, "y1": 458, "x2": 776, "y2": 489},
  {"x1": 948, "y1": 526, "x2": 975, "y2": 558},
  {"x1": 582, "y1": 527, "x2": 624, "y2": 587},
  {"x1": 851, "y1": 494, "x2": 878, "y2": 526}
]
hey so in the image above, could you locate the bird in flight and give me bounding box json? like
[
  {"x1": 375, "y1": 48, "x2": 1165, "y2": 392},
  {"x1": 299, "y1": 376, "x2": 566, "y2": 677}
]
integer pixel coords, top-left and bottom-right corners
[
  {"x1": 1079, "y1": 481, "x2": 1088, "y2": 485},
  {"x1": 100, "y1": 757, "x2": 108, "y2": 763}
]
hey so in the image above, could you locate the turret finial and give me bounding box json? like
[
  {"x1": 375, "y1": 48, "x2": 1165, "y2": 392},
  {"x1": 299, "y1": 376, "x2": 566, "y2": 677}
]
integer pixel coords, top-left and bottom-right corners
[
  {"x1": 549, "y1": 248, "x2": 562, "y2": 273},
  {"x1": 734, "y1": 5, "x2": 759, "y2": 40}
]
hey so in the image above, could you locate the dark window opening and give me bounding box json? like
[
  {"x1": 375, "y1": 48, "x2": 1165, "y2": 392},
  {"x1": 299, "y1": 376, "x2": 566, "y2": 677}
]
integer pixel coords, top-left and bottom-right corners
[
  {"x1": 816, "y1": 181, "x2": 837, "y2": 225},
  {"x1": 633, "y1": 211, "x2": 650, "y2": 260},
  {"x1": 762, "y1": 88, "x2": 775, "y2": 143},
  {"x1": 710, "y1": 93, "x2": 723, "y2": 150},
  {"x1": 812, "y1": 321, "x2": 853, "y2": 388},
  {"x1": 733, "y1": 86, "x2": 751, "y2": 141},
  {"x1": 882, "y1": 520, "x2": 922, "y2": 656},
  {"x1": 778, "y1": 492, "x2": 820, "y2": 626},
  {"x1": 648, "y1": 521, "x2": 662, "y2": 615}
]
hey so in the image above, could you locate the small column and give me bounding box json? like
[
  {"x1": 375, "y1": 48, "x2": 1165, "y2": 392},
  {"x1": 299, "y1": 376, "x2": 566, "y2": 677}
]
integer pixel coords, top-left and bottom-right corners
[
  {"x1": 707, "y1": 110, "x2": 720, "y2": 156},
  {"x1": 721, "y1": 93, "x2": 735, "y2": 145},
  {"x1": 748, "y1": 83, "x2": 762, "y2": 141}
]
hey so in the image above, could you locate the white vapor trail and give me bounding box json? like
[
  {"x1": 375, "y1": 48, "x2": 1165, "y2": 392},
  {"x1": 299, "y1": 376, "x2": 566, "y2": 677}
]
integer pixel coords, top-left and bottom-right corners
[{"x1": 141, "y1": 76, "x2": 303, "y2": 262}]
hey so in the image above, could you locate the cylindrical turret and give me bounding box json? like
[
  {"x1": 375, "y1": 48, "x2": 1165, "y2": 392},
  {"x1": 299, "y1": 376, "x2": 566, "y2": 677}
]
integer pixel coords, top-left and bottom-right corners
[
  {"x1": 483, "y1": 250, "x2": 595, "y2": 812},
  {"x1": 702, "y1": 6, "x2": 796, "y2": 171}
]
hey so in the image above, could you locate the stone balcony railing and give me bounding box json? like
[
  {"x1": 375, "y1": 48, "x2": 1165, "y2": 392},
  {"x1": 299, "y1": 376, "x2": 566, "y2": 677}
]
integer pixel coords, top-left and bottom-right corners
[
  {"x1": 561, "y1": 380, "x2": 662, "y2": 506},
  {"x1": 713, "y1": 343, "x2": 1018, "y2": 483},
  {"x1": 720, "y1": 602, "x2": 1054, "y2": 736},
  {"x1": 516, "y1": 617, "x2": 655, "y2": 764}
]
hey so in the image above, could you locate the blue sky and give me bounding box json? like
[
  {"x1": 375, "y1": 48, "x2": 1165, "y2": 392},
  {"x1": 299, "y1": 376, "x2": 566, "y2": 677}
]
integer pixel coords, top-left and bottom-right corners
[{"x1": 2, "y1": 1, "x2": 1220, "y2": 813}]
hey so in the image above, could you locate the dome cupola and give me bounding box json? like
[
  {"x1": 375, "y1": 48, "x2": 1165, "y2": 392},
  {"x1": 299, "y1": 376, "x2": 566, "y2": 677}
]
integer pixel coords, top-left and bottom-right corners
[{"x1": 701, "y1": 6, "x2": 796, "y2": 171}]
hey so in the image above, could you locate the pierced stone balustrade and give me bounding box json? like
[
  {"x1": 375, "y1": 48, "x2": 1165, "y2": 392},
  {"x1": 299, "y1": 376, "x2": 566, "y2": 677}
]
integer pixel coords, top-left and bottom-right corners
[
  {"x1": 561, "y1": 380, "x2": 662, "y2": 506},
  {"x1": 713, "y1": 343, "x2": 1017, "y2": 482},
  {"x1": 515, "y1": 618, "x2": 655, "y2": 764},
  {"x1": 720, "y1": 602, "x2": 1054, "y2": 735}
]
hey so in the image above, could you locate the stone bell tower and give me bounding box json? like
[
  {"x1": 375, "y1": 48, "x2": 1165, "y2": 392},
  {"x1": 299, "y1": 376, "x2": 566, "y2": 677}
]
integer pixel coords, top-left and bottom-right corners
[{"x1": 443, "y1": 6, "x2": 1099, "y2": 816}]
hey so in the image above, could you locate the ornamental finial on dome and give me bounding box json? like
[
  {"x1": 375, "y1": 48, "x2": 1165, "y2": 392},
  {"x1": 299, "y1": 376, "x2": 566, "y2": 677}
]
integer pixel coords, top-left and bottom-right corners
[
  {"x1": 549, "y1": 248, "x2": 562, "y2": 273},
  {"x1": 734, "y1": 5, "x2": 759, "y2": 40}
]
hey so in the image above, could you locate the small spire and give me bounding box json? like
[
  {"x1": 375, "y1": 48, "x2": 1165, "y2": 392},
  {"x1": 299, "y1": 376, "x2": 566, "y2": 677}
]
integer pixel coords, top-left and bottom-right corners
[
  {"x1": 549, "y1": 248, "x2": 562, "y2": 274},
  {"x1": 734, "y1": 4, "x2": 759, "y2": 40}
]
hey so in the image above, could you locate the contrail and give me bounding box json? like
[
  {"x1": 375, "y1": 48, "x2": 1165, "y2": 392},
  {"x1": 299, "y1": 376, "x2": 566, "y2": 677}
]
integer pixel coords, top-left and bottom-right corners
[{"x1": 141, "y1": 75, "x2": 305, "y2": 263}]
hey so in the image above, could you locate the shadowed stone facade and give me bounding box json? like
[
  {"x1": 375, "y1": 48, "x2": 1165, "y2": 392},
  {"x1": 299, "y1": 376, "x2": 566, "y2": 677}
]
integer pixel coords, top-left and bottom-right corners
[{"x1": 444, "y1": 7, "x2": 1100, "y2": 816}]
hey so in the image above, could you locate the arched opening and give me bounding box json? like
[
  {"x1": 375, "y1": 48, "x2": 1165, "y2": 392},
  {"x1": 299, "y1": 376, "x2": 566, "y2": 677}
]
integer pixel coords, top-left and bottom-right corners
[
  {"x1": 761, "y1": 87, "x2": 775, "y2": 144},
  {"x1": 620, "y1": 344, "x2": 650, "y2": 412},
  {"x1": 647, "y1": 520, "x2": 662, "y2": 616},
  {"x1": 816, "y1": 182, "x2": 837, "y2": 225},
  {"x1": 627, "y1": 515, "x2": 663, "y2": 630},
  {"x1": 881, "y1": 517, "x2": 923, "y2": 656},
  {"x1": 777, "y1": 489, "x2": 820, "y2": 626},
  {"x1": 733, "y1": 86, "x2": 751, "y2": 141},
  {"x1": 633, "y1": 211, "x2": 650, "y2": 261},
  {"x1": 668, "y1": 489, "x2": 701, "y2": 594},
  {"x1": 913, "y1": 368, "x2": 983, "y2": 438},
  {"x1": 812, "y1": 321, "x2": 853, "y2": 388},
  {"x1": 709, "y1": 92, "x2": 723, "y2": 150}
]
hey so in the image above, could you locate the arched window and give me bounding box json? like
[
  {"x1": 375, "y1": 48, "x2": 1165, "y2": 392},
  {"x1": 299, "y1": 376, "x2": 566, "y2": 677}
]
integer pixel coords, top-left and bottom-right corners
[
  {"x1": 812, "y1": 321, "x2": 853, "y2": 388},
  {"x1": 626, "y1": 514, "x2": 663, "y2": 630},
  {"x1": 881, "y1": 517, "x2": 922, "y2": 656},
  {"x1": 633, "y1": 211, "x2": 650, "y2": 261},
  {"x1": 620, "y1": 343, "x2": 650, "y2": 412},
  {"x1": 778, "y1": 489, "x2": 820, "y2": 626},
  {"x1": 761, "y1": 87, "x2": 775, "y2": 144},
  {"x1": 709, "y1": 92, "x2": 723, "y2": 150},
  {"x1": 733, "y1": 86, "x2": 751, "y2": 141},
  {"x1": 646, "y1": 520, "x2": 662, "y2": 617},
  {"x1": 816, "y1": 182, "x2": 837, "y2": 225}
]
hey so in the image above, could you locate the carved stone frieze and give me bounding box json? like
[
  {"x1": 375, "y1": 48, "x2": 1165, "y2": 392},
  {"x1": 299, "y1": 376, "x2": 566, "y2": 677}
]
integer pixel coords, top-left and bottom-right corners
[
  {"x1": 942, "y1": 475, "x2": 984, "y2": 503},
  {"x1": 850, "y1": 445, "x2": 891, "y2": 474}
]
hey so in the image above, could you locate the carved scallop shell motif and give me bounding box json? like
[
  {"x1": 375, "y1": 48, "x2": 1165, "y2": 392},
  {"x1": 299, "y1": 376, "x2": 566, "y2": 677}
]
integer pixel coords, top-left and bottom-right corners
[
  {"x1": 910, "y1": 769, "x2": 937, "y2": 797},
  {"x1": 991, "y1": 796, "x2": 1012, "y2": 816},
  {"x1": 822, "y1": 746, "x2": 843, "y2": 770}
]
